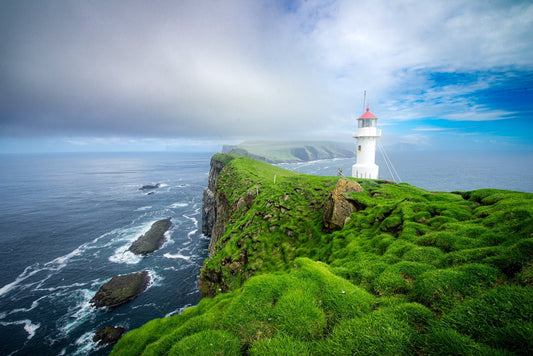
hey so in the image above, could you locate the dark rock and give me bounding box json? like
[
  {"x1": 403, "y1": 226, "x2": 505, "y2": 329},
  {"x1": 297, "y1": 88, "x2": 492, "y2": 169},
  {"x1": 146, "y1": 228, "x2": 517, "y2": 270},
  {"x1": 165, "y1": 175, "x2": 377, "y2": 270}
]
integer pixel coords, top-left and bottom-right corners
[
  {"x1": 139, "y1": 183, "x2": 161, "y2": 190},
  {"x1": 202, "y1": 188, "x2": 216, "y2": 236},
  {"x1": 90, "y1": 271, "x2": 150, "y2": 308},
  {"x1": 129, "y1": 218, "x2": 172, "y2": 256},
  {"x1": 323, "y1": 179, "x2": 364, "y2": 231},
  {"x1": 201, "y1": 154, "x2": 235, "y2": 254},
  {"x1": 93, "y1": 325, "x2": 126, "y2": 346}
]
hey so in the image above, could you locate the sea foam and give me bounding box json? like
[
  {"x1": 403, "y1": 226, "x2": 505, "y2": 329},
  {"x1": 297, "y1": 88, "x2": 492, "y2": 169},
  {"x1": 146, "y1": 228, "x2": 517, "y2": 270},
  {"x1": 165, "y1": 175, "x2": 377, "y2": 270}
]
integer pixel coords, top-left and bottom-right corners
[
  {"x1": 0, "y1": 319, "x2": 41, "y2": 340},
  {"x1": 169, "y1": 202, "x2": 188, "y2": 208},
  {"x1": 57, "y1": 289, "x2": 96, "y2": 336},
  {"x1": 165, "y1": 303, "x2": 194, "y2": 318},
  {"x1": 163, "y1": 253, "x2": 191, "y2": 260}
]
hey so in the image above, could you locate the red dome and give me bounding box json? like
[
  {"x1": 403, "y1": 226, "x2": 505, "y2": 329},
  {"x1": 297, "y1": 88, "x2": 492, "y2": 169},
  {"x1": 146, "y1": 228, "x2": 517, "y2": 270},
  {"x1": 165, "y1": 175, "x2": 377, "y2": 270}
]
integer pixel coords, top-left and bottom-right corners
[{"x1": 358, "y1": 107, "x2": 377, "y2": 119}]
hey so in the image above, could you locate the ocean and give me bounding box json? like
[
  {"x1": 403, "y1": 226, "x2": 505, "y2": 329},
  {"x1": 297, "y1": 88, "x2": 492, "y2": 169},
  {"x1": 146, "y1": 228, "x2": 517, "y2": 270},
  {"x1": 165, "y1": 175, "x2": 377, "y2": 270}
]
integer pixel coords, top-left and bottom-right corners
[
  {"x1": 0, "y1": 150, "x2": 532, "y2": 355},
  {"x1": 0, "y1": 152, "x2": 213, "y2": 355},
  {"x1": 278, "y1": 151, "x2": 533, "y2": 193}
]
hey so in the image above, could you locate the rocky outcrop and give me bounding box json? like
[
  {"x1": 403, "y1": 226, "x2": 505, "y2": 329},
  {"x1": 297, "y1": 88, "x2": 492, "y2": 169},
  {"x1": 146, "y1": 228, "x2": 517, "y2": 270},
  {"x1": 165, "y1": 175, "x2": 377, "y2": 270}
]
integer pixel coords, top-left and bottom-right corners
[
  {"x1": 93, "y1": 326, "x2": 126, "y2": 346},
  {"x1": 139, "y1": 183, "x2": 161, "y2": 190},
  {"x1": 202, "y1": 154, "x2": 235, "y2": 254},
  {"x1": 129, "y1": 218, "x2": 172, "y2": 256},
  {"x1": 323, "y1": 178, "x2": 363, "y2": 231},
  {"x1": 90, "y1": 271, "x2": 150, "y2": 308}
]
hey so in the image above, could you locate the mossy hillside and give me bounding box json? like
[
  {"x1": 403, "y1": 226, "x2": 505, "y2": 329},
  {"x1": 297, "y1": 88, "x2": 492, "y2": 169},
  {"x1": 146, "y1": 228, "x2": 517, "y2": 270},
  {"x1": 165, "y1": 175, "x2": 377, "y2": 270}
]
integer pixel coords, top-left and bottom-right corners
[
  {"x1": 112, "y1": 155, "x2": 533, "y2": 355},
  {"x1": 201, "y1": 156, "x2": 339, "y2": 294}
]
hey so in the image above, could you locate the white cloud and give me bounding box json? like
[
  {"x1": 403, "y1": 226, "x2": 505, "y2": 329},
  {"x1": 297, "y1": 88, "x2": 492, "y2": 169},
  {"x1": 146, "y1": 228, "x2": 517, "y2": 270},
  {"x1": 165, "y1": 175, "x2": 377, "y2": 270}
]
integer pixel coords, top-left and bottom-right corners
[
  {"x1": 412, "y1": 127, "x2": 450, "y2": 132},
  {"x1": 0, "y1": 0, "x2": 531, "y2": 139}
]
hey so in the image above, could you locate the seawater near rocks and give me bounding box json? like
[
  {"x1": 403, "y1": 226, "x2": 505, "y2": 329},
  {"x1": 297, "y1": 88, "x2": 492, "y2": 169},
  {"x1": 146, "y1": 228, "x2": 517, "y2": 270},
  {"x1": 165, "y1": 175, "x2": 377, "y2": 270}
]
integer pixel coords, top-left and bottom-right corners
[
  {"x1": 90, "y1": 271, "x2": 151, "y2": 309},
  {"x1": 129, "y1": 218, "x2": 172, "y2": 256}
]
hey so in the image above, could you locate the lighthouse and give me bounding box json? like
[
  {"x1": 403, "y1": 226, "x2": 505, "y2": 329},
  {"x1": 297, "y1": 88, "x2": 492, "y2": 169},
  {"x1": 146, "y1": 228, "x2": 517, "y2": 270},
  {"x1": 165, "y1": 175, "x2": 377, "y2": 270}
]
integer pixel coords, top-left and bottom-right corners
[{"x1": 352, "y1": 107, "x2": 382, "y2": 179}]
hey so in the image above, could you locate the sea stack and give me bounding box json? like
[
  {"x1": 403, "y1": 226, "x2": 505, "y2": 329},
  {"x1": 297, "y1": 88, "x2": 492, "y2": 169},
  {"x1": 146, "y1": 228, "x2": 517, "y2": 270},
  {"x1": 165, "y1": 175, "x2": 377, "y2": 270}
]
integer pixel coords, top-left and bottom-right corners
[
  {"x1": 129, "y1": 218, "x2": 172, "y2": 256},
  {"x1": 90, "y1": 271, "x2": 150, "y2": 308}
]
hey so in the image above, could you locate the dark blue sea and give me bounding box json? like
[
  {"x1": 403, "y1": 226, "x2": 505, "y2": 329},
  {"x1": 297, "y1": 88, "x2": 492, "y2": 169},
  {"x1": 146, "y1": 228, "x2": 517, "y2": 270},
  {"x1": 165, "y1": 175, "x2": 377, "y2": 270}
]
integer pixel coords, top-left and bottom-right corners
[
  {"x1": 0, "y1": 152, "x2": 213, "y2": 355},
  {"x1": 0, "y1": 150, "x2": 532, "y2": 355}
]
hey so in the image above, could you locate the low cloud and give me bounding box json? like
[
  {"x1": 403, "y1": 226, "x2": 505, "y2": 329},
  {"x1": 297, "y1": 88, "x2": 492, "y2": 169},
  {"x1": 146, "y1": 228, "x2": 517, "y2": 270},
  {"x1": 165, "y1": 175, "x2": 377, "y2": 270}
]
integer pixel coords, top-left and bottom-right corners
[{"x1": 1, "y1": 0, "x2": 531, "y2": 140}]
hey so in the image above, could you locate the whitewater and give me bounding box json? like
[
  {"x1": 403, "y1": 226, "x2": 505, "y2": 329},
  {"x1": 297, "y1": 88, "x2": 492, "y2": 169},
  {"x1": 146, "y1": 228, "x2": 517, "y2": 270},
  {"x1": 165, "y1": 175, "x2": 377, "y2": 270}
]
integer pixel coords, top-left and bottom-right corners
[{"x1": 0, "y1": 152, "x2": 212, "y2": 355}]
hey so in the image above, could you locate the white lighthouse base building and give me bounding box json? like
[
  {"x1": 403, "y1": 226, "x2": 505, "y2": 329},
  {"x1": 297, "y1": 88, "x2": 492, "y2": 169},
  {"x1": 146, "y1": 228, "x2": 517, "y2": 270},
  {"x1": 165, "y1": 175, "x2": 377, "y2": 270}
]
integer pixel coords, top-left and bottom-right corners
[{"x1": 352, "y1": 162, "x2": 379, "y2": 179}]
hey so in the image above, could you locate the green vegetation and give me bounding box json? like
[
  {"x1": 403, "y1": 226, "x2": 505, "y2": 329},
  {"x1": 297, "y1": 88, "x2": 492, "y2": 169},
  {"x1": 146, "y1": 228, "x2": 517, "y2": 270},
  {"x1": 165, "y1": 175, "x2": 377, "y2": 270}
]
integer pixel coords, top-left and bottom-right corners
[{"x1": 112, "y1": 155, "x2": 533, "y2": 355}]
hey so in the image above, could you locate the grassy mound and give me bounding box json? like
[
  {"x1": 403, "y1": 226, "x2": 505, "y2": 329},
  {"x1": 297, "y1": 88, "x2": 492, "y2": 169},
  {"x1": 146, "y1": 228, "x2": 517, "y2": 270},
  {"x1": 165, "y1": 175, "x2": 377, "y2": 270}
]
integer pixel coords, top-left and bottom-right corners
[{"x1": 112, "y1": 154, "x2": 533, "y2": 355}]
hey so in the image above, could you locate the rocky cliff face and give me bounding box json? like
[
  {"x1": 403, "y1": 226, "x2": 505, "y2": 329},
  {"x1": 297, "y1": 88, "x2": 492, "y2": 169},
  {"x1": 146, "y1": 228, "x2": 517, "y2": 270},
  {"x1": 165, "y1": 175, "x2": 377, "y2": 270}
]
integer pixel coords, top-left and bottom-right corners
[
  {"x1": 201, "y1": 154, "x2": 234, "y2": 254},
  {"x1": 199, "y1": 155, "x2": 335, "y2": 297}
]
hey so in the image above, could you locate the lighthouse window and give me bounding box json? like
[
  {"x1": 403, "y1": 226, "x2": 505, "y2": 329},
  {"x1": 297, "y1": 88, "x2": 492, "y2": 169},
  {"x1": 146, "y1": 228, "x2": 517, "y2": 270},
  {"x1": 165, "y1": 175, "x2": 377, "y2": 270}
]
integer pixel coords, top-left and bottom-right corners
[
  {"x1": 358, "y1": 145, "x2": 362, "y2": 151},
  {"x1": 359, "y1": 119, "x2": 376, "y2": 128}
]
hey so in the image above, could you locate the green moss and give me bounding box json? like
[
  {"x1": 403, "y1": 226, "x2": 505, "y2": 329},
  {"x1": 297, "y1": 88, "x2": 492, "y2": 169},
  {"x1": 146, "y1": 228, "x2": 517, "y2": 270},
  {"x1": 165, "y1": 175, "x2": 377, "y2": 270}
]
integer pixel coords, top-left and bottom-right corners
[
  {"x1": 321, "y1": 307, "x2": 422, "y2": 355},
  {"x1": 426, "y1": 327, "x2": 512, "y2": 356},
  {"x1": 403, "y1": 246, "x2": 445, "y2": 265},
  {"x1": 111, "y1": 155, "x2": 533, "y2": 356},
  {"x1": 168, "y1": 330, "x2": 241, "y2": 355},
  {"x1": 273, "y1": 287, "x2": 327, "y2": 340},
  {"x1": 374, "y1": 261, "x2": 436, "y2": 296},
  {"x1": 445, "y1": 285, "x2": 533, "y2": 354},
  {"x1": 249, "y1": 334, "x2": 311, "y2": 356},
  {"x1": 413, "y1": 264, "x2": 502, "y2": 312}
]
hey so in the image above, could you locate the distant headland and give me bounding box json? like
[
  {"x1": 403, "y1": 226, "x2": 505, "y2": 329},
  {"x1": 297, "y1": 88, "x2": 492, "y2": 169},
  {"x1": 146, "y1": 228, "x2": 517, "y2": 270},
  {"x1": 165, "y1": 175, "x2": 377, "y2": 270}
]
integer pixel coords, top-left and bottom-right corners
[{"x1": 222, "y1": 140, "x2": 354, "y2": 163}]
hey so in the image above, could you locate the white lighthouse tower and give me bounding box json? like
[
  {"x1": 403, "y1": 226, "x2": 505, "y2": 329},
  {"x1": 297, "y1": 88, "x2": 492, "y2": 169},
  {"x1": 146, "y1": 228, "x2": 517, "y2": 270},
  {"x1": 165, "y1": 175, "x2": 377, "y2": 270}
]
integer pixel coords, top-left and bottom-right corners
[{"x1": 352, "y1": 107, "x2": 382, "y2": 179}]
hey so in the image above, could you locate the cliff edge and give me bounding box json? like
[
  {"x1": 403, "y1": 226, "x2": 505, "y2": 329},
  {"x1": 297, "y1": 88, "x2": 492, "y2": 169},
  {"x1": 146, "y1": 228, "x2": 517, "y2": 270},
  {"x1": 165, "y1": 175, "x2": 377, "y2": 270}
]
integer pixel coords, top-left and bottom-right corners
[
  {"x1": 112, "y1": 154, "x2": 533, "y2": 356},
  {"x1": 202, "y1": 153, "x2": 235, "y2": 255}
]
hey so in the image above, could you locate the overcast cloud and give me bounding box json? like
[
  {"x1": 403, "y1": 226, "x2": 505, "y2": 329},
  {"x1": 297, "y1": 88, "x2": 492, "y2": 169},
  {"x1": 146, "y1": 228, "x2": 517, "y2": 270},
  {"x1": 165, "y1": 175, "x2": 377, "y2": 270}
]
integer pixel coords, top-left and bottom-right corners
[{"x1": 1, "y1": 0, "x2": 532, "y2": 148}]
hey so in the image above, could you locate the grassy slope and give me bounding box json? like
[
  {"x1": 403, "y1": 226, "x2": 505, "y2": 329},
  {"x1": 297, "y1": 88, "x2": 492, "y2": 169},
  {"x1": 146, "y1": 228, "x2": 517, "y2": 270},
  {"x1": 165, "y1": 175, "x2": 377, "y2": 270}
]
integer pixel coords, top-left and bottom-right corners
[{"x1": 112, "y1": 155, "x2": 533, "y2": 356}]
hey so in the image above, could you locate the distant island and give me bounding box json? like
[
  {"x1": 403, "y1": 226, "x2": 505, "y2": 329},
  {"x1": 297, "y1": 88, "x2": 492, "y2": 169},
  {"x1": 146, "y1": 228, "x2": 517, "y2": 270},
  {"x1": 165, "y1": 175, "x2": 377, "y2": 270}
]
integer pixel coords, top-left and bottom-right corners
[{"x1": 222, "y1": 140, "x2": 354, "y2": 163}]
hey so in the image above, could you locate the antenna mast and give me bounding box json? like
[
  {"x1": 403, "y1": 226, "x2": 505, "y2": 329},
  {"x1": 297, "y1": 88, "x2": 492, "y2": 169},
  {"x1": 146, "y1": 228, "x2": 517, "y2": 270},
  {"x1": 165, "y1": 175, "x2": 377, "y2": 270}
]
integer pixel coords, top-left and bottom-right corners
[{"x1": 363, "y1": 90, "x2": 367, "y2": 111}]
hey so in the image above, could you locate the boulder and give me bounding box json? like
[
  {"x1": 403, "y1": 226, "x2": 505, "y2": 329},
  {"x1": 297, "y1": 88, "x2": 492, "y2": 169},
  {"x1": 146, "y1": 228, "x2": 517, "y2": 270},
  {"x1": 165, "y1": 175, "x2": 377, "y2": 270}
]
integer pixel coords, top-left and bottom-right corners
[
  {"x1": 90, "y1": 271, "x2": 150, "y2": 308},
  {"x1": 93, "y1": 325, "x2": 126, "y2": 346},
  {"x1": 129, "y1": 218, "x2": 172, "y2": 255},
  {"x1": 323, "y1": 178, "x2": 363, "y2": 231}
]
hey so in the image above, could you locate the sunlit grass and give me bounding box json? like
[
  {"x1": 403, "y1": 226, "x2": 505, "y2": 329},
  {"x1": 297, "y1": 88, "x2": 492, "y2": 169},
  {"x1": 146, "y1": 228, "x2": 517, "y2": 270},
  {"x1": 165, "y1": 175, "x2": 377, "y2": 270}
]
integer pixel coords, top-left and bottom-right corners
[{"x1": 112, "y1": 154, "x2": 533, "y2": 355}]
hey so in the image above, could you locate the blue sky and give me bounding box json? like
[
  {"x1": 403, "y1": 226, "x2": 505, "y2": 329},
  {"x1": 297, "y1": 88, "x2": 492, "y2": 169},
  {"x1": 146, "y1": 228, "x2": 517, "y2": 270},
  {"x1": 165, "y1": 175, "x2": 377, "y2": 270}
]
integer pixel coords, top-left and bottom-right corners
[{"x1": 0, "y1": 0, "x2": 532, "y2": 153}]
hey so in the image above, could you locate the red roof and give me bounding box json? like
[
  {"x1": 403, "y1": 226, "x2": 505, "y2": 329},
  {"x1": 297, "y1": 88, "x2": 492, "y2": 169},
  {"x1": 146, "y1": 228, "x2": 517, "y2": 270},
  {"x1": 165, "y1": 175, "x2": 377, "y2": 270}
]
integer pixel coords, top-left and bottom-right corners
[{"x1": 358, "y1": 107, "x2": 377, "y2": 119}]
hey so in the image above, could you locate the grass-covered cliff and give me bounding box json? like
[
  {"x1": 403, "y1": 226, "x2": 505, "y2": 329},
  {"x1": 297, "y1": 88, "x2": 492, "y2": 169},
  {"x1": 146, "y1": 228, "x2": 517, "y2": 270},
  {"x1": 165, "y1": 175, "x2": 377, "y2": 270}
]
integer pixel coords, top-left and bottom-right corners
[{"x1": 111, "y1": 154, "x2": 533, "y2": 355}]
